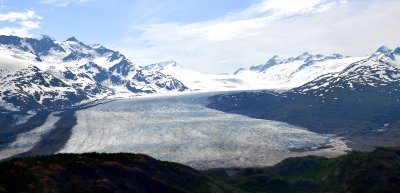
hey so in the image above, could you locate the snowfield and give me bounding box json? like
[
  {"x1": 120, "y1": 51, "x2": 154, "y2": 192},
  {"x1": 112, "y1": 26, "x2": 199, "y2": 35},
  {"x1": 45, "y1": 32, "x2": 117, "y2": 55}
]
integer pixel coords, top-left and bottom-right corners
[
  {"x1": 60, "y1": 93, "x2": 349, "y2": 169},
  {"x1": 144, "y1": 55, "x2": 368, "y2": 92}
]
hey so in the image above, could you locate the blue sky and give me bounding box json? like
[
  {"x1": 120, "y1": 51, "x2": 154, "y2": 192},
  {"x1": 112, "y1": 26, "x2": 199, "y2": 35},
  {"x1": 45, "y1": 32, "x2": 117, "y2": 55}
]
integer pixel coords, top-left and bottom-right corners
[
  {"x1": 0, "y1": 0, "x2": 399, "y2": 73},
  {"x1": 0, "y1": 0, "x2": 259, "y2": 42}
]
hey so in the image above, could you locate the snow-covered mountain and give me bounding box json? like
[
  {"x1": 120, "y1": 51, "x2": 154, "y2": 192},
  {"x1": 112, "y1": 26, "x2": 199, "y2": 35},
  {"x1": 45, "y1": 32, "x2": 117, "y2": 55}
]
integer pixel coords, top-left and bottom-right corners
[
  {"x1": 145, "y1": 52, "x2": 369, "y2": 92},
  {"x1": 234, "y1": 52, "x2": 367, "y2": 89},
  {"x1": 207, "y1": 46, "x2": 400, "y2": 150},
  {"x1": 1, "y1": 33, "x2": 398, "y2": 113},
  {"x1": 293, "y1": 46, "x2": 400, "y2": 96},
  {"x1": 0, "y1": 35, "x2": 187, "y2": 112},
  {"x1": 144, "y1": 61, "x2": 251, "y2": 92}
]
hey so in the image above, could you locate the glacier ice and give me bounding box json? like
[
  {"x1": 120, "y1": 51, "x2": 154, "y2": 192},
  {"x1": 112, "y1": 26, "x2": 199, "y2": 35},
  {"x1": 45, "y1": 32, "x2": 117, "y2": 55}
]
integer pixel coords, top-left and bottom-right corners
[{"x1": 60, "y1": 94, "x2": 349, "y2": 169}]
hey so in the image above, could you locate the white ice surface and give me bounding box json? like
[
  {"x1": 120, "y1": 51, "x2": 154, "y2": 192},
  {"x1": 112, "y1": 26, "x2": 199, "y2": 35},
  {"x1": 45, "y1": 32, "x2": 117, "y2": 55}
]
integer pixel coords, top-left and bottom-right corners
[{"x1": 60, "y1": 94, "x2": 349, "y2": 169}]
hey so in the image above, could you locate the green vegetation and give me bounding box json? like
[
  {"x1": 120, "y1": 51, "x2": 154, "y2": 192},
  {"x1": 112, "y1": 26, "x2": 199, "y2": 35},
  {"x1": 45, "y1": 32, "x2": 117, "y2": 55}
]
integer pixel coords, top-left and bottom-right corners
[
  {"x1": 0, "y1": 153, "x2": 227, "y2": 193},
  {"x1": 207, "y1": 147, "x2": 400, "y2": 193},
  {"x1": 0, "y1": 147, "x2": 399, "y2": 193}
]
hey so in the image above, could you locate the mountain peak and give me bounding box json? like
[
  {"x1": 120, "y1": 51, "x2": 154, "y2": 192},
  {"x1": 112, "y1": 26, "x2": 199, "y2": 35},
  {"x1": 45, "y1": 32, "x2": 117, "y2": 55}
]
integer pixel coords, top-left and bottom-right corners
[
  {"x1": 165, "y1": 60, "x2": 178, "y2": 66},
  {"x1": 394, "y1": 47, "x2": 400, "y2": 54},
  {"x1": 233, "y1": 68, "x2": 246, "y2": 75},
  {"x1": 376, "y1": 46, "x2": 391, "y2": 53},
  {"x1": 90, "y1": 44, "x2": 104, "y2": 49},
  {"x1": 144, "y1": 61, "x2": 182, "y2": 70},
  {"x1": 107, "y1": 51, "x2": 124, "y2": 62},
  {"x1": 160, "y1": 61, "x2": 179, "y2": 67},
  {"x1": 271, "y1": 55, "x2": 280, "y2": 59},
  {"x1": 39, "y1": 34, "x2": 54, "y2": 41},
  {"x1": 333, "y1": 53, "x2": 344, "y2": 58},
  {"x1": 65, "y1": 36, "x2": 92, "y2": 50},
  {"x1": 267, "y1": 55, "x2": 281, "y2": 63},
  {"x1": 66, "y1": 36, "x2": 80, "y2": 42},
  {"x1": 258, "y1": 55, "x2": 283, "y2": 72},
  {"x1": 295, "y1": 52, "x2": 313, "y2": 60}
]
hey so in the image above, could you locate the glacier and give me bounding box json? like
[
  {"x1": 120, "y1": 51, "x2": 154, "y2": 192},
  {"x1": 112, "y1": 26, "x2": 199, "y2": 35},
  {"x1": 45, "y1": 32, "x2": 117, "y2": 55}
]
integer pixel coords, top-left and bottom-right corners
[
  {"x1": 60, "y1": 93, "x2": 349, "y2": 169},
  {"x1": 0, "y1": 112, "x2": 60, "y2": 160}
]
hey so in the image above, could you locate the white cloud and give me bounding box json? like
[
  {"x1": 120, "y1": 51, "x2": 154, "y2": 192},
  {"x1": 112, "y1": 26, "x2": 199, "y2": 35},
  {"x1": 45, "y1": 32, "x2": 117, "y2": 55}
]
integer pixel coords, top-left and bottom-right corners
[
  {"x1": 232, "y1": 0, "x2": 346, "y2": 19},
  {"x1": 0, "y1": 10, "x2": 42, "y2": 37},
  {"x1": 0, "y1": 10, "x2": 41, "y2": 22},
  {"x1": 39, "y1": 0, "x2": 92, "y2": 7},
  {"x1": 114, "y1": 0, "x2": 400, "y2": 73},
  {"x1": 19, "y1": 21, "x2": 40, "y2": 29}
]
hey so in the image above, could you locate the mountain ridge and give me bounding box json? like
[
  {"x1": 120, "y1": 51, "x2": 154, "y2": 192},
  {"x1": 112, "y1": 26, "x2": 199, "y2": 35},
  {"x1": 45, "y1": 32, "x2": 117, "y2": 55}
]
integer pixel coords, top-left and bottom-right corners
[
  {"x1": 207, "y1": 46, "x2": 400, "y2": 150},
  {"x1": 0, "y1": 35, "x2": 188, "y2": 112},
  {"x1": 1, "y1": 33, "x2": 398, "y2": 113}
]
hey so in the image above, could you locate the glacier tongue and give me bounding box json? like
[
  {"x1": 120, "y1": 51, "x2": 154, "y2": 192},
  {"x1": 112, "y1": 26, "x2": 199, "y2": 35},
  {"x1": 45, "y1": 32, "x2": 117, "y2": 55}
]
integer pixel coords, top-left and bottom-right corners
[{"x1": 60, "y1": 94, "x2": 349, "y2": 169}]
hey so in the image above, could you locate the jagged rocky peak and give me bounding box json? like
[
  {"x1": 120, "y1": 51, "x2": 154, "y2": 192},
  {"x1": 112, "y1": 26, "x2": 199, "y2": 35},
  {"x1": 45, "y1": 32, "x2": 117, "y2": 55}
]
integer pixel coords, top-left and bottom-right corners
[
  {"x1": 164, "y1": 60, "x2": 179, "y2": 67},
  {"x1": 38, "y1": 34, "x2": 54, "y2": 41},
  {"x1": 234, "y1": 51, "x2": 348, "y2": 74},
  {"x1": 294, "y1": 47, "x2": 400, "y2": 95},
  {"x1": 233, "y1": 68, "x2": 247, "y2": 75},
  {"x1": 79, "y1": 61, "x2": 101, "y2": 69},
  {"x1": 376, "y1": 46, "x2": 392, "y2": 53},
  {"x1": 109, "y1": 58, "x2": 137, "y2": 76},
  {"x1": 295, "y1": 52, "x2": 312, "y2": 60},
  {"x1": 0, "y1": 35, "x2": 65, "y2": 56},
  {"x1": 270, "y1": 54, "x2": 281, "y2": 59},
  {"x1": 63, "y1": 36, "x2": 92, "y2": 51},
  {"x1": 267, "y1": 55, "x2": 282, "y2": 64},
  {"x1": 294, "y1": 51, "x2": 339, "y2": 61},
  {"x1": 157, "y1": 60, "x2": 180, "y2": 67},
  {"x1": 133, "y1": 69, "x2": 188, "y2": 92},
  {"x1": 0, "y1": 34, "x2": 191, "y2": 112},
  {"x1": 333, "y1": 53, "x2": 344, "y2": 58},
  {"x1": 369, "y1": 46, "x2": 399, "y2": 60},
  {"x1": 89, "y1": 43, "x2": 114, "y2": 56},
  {"x1": 0, "y1": 35, "x2": 23, "y2": 46},
  {"x1": 246, "y1": 55, "x2": 283, "y2": 73},
  {"x1": 144, "y1": 60, "x2": 182, "y2": 70},
  {"x1": 259, "y1": 55, "x2": 283, "y2": 71},
  {"x1": 248, "y1": 64, "x2": 264, "y2": 72},
  {"x1": 107, "y1": 51, "x2": 124, "y2": 62},
  {"x1": 394, "y1": 47, "x2": 400, "y2": 54},
  {"x1": 90, "y1": 43, "x2": 104, "y2": 49},
  {"x1": 66, "y1": 36, "x2": 80, "y2": 42}
]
